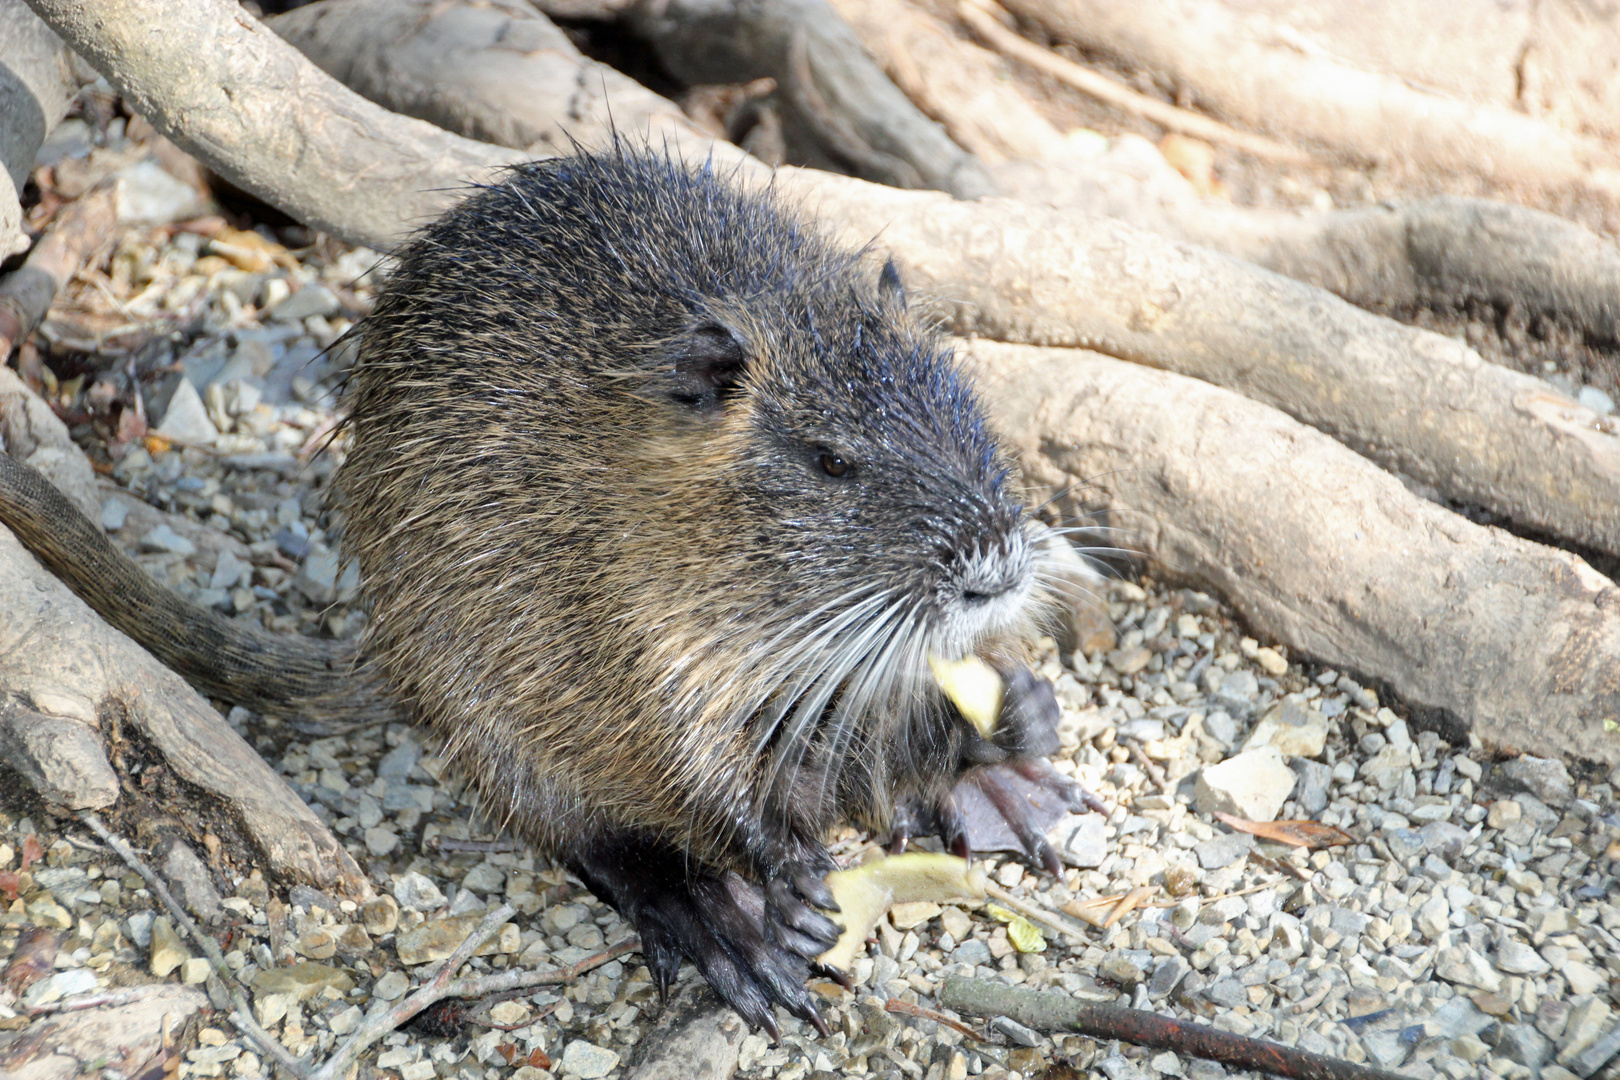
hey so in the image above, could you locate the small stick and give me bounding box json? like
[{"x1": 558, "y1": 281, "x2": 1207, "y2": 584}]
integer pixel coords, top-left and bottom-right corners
[
  {"x1": 308, "y1": 903, "x2": 636, "y2": 1080},
  {"x1": 77, "y1": 813, "x2": 308, "y2": 1079},
  {"x1": 440, "y1": 937, "x2": 638, "y2": 1000},
  {"x1": 886, "y1": 997, "x2": 986, "y2": 1041},
  {"x1": 957, "y1": 0, "x2": 1312, "y2": 164},
  {"x1": 983, "y1": 883, "x2": 1093, "y2": 943},
  {"x1": 939, "y1": 976, "x2": 1409, "y2": 1080},
  {"x1": 0, "y1": 187, "x2": 119, "y2": 359},
  {"x1": 308, "y1": 903, "x2": 515, "y2": 1080}
]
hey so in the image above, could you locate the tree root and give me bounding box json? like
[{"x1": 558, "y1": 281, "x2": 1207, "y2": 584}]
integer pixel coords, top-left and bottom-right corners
[
  {"x1": 0, "y1": 185, "x2": 117, "y2": 360},
  {"x1": 998, "y1": 0, "x2": 1620, "y2": 210},
  {"x1": 622, "y1": 0, "x2": 991, "y2": 196},
  {"x1": 267, "y1": 0, "x2": 692, "y2": 161},
  {"x1": 966, "y1": 339, "x2": 1620, "y2": 764},
  {"x1": 791, "y1": 173, "x2": 1620, "y2": 561},
  {"x1": 0, "y1": 368, "x2": 370, "y2": 895},
  {"x1": 20, "y1": 0, "x2": 517, "y2": 252}
]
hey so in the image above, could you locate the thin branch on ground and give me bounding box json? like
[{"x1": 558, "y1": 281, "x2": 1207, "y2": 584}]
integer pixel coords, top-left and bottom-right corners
[
  {"x1": 77, "y1": 811, "x2": 307, "y2": 1078},
  {"x1": 309, "y1": 901, "x2": 637, "y2": 1080},
  {"x1": 885, "y1": 997, "x2": 987, "y2": 1041},
  {"x1": 982, "y1": 882, "x2": 1093, "y2": 943},
  {"x1": 940, "y1": 975, "x2": 1411, "y2": 1080}
]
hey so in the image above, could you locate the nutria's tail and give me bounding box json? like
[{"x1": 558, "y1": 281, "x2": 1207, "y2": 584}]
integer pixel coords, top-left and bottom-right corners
[{"x1": 0, "y1": 452, "x2": 392, "y2": 724}]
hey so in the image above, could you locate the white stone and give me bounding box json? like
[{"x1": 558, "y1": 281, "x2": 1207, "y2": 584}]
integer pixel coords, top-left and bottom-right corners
[
  {"x1": 560, "y1": 1040, "x2": 620, "y2": 1079},
  {"x1": 1194, "y1": 746, "x2": 1297, "y2": 821},
  {"x1": 372, "y1": 970, "x2": 409, "y2": 1001},
  {"x1": 155, "y1": 377, "x2": 219, "y2": 445}
]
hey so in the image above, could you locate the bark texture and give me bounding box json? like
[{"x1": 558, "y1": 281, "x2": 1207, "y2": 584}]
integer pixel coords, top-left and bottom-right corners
[
  {"x1": 20, "y1": 0, "x2": 519, "y2": 252},
  {"x1": 268, "y1": 0, "x2": 692, "y2": 159},
  {"x1": 1001, "y1": 0, "x2": 1620, "y2": 204},
  {"x1": 623, "y1": 0, "x2": 992, "y2": 195},
  {"x1": 966, "y1": 339, "x2": 1620, "y2": 764}
]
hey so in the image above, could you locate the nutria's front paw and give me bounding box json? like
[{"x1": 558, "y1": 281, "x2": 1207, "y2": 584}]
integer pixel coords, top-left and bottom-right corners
[
  {"x1": 954, "y1": 756, "x2": 1101, "y2": 875},
  {"x1": 890, "y1": 758, "x2": 1102, "y2": 875}
]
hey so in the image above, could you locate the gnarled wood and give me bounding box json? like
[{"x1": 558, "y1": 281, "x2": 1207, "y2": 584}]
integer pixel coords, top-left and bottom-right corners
[{"x1": 967, "y1": 339, "x2": 1620, "y2": 764}]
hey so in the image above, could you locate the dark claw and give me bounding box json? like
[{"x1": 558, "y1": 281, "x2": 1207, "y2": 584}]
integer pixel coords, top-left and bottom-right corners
[
  {"x1": 763, "y1": 856, "x2": 843, "y2": 961},
  {"x1": 1032, "y1": 837, "x2": 1063, "y2": 878},
  {"x1": 936, "y1": 794, "x2": 973, "y2": 862},
  {"x1": 793, "y1": 868, "x2": 839, "y2": 913},
  {"x1": 641, "y1": 928, "x2": 684, "y2": 998},
  {"x1": 816, "y1": 963, "x2": 854, "y2": 991},
  {"x1": 1007, "y1": 754, "x2": 1106, "y2": 815}
]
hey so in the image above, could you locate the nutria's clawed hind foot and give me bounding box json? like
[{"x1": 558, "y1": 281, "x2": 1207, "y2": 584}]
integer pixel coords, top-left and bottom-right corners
[{"x1": 568, "y1": 834, "x2": 835, "y2": 1037}]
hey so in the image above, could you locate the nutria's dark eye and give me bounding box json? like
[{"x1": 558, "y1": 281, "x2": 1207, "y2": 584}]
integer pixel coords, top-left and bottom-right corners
[{"x1": 818, "y1": 452, "x2": 852, "y2": 478}]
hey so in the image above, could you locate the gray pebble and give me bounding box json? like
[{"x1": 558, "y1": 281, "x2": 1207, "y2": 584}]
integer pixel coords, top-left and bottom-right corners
[
  {"x1": 1192, "y1": 833, "x2": 1253, "y2": 870},
  {"x1": 1419, "y1": 821, "x2": 1469, "y2": 861},
  {"x1": 1497, "y1": 1023, "x2": 1551, "y2": 1069},
  {"x1": 1336, "y1": 676, "x2": 1377, "y2": 710},
  {"x1": 157, "y1": 835, "x2": 224, "y2": 924},
  {"x1": 372, "y1": 970, "x2": 409, "y2": 1001},
  {"x1": 268, "y1": 283, "x2": 341, "y2": 323},
  {"x1": 559, "y1": 1040, "x2": 620, "y2": 1080},
  {"x1": 209, "y1": 548, "x2": 248, "y2": 591},
  {"x1": 1098, "y1": 1054, "x2": 1146, "y2": 1080},
  {"x1": 273, "y1": 525, "x2": 311, "y2": 560},
  {"x1": 989, "y1": 1015, "x2": 1042, "y2": 1047},
  {"x1": 1203, "y1": 976, "x2": 1244, "y2": 1008},
  {"x1": 1385, "y1": 829, "x2": 1425, "y2": 861},
  {"x1": 115, "y1": 159, "x2": 207, "y2": 226},
  {"x1": 1201, "y1": 710, "x2": 1237, "y2": 749},
  {"x1": 1496, "y1": 755, "x2": 1574, "y2": 808},
  {"x1": 1494, "y1": 938, "x2": 1549, "y2": 975},
  {"x1": 295, "y1": 546, "x2": 340, "y2": 604},
  {"x1": 139, "y1": 523, "x2": 196, "y2": 556},
  {"x1": 1147, "y1": 956, "x2": 1189, "y2": 1000},
  {"x1": 1213, "y1": 670, "x2": 1259, "y2": 715},
  {"x1": 1116, "y1": 718, "x2": 1166, "y2": 742},
  {"x1": 154, "y1": 377, "x2": 219, "y2": 445},
  {"x1": 1289, "y1": 757, "x2": 1331, "y2": 814},
  {"x1": 951, "y1": 939, "x2": 992, "y2": 967},
  {"x1": 377, "y1": 739, "x2": 422, "y2": 781},
  {"x1": 392, "y1": 870, "x2": 447, "y2": 912},
  {"x1": 21, "y1": 967, "x2": 99, "y2": 1008},
  {"x1": 100, "y1": 498, "x2": 130, "y2": 532},
  {"x1": 1359, "y1": 1029, "x2": 1411, "y2": 1069}
]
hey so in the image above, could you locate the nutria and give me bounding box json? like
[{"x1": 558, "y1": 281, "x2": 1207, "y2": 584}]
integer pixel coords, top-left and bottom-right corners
[{"x1": 0, "y1": 147, "x2": 1088, "y2": 1034}]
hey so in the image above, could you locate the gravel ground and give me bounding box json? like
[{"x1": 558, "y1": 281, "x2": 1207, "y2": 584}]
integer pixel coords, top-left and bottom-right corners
[{"x1": 2, "y1": 128, "x2": 1619, "y2": 1080}]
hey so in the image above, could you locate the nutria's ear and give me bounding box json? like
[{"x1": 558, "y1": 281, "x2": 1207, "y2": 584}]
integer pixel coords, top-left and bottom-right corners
[
  {"x1": 878, "y1": 258, "x2": 907, "y2": 310},
  {"x1": 664, "y1": 323, "x2": 750, "y2": 411}
]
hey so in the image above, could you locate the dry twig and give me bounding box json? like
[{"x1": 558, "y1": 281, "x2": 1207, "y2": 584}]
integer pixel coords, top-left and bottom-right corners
[
  {"x1": 940, "y1": 976, "x2": 1410, "y2": 1080},
  {"x1": 78, "y1": 812, "x2": 308, "y2": 1077}
]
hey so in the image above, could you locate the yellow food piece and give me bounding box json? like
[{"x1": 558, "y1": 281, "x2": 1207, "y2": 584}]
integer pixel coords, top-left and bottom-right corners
[
  {"x1": 986, "y1": 904, "x2": 1048, "y2": 953},
  {"x1": 817, "y1": 853, "x2": 989, "y2": 972},
  {"x1": 928, "y1": 654, "x2": 1003, "y2": 737}
]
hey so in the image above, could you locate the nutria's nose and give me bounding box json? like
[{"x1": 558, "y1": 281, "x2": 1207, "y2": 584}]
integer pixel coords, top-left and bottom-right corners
[{"x1": 960, "y1": 572, "x2": 1019, "y2": 605}]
